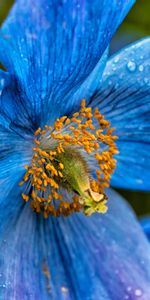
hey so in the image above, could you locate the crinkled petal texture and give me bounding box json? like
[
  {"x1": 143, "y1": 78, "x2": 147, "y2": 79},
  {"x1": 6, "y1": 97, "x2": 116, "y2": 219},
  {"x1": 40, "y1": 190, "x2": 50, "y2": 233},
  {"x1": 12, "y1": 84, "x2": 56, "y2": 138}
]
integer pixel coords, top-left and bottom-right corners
[
  {"x1": 0, "y1": 70, "x2": 33, "y2": 215},
  {"x1": 0, "y1": 0, "x2": 134, "y2": 126},
  {"x1": 0, "y1": 189, "x2": 150, "y2": 300},
  {"x1": 90, "y1": 38, "x2": 150, "y2": 191}
]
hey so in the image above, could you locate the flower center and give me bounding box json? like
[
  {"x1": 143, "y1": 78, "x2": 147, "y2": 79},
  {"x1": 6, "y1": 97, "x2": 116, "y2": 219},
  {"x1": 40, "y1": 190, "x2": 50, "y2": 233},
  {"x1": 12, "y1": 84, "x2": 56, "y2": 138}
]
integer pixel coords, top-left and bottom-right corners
[{"x1": 19, "y1": 100, "x2": 118, "y2": 218}]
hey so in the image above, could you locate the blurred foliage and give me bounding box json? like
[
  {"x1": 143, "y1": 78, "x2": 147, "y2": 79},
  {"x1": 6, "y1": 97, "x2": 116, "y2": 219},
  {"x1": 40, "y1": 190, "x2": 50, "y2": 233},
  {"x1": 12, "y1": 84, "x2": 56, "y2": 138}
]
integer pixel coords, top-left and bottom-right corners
[
  {"x1": 121, "y1": 0, "x2": 150, "y2": 36},
  {"x1": 0, "y1": 0, "x2": 14, "y2": 25},
  {"x1": 115, "y1": 189, "x2": 150, "y2": 218},
  {"x1": 0, "y1": 0, "x2": 150, "y2": 33},
  {"x1": 0, "y1": 0, "x2": 150, "y2": 216},
  {"x1": 111, "y1": 0, "x2": 150, "y2": 54}
]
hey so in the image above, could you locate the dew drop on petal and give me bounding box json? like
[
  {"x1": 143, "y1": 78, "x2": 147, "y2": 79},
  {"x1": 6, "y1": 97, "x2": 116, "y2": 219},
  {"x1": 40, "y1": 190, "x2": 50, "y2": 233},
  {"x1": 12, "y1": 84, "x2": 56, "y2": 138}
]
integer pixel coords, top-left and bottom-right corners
[
  {"x1": 138, "y1": 65, "x2": 144, "y2": 72},
  {"x1": 0, "y1": 79, "x2": 4, "y2": 86},
  {"x1": 127, "y1": 286, "x2": 132, "y2": 292},
  {"x1": 114, "y1": 56, "x2": 119, "y2": 63},
  {"x1": 114, "y1": 83, "x2": 119, "y2": 89},
  {"x1": 144, "y1": 77, "x2": 149, "y2": 84},
  {"x1": 134, "y1": 289, "x2": 142, "y2": 297},
  {"x1": 127, "y1": 61, "x2": 136, "y2": 72},
  {"x1": 112, "y1": 66, "x2": 117, "y2": 71}
]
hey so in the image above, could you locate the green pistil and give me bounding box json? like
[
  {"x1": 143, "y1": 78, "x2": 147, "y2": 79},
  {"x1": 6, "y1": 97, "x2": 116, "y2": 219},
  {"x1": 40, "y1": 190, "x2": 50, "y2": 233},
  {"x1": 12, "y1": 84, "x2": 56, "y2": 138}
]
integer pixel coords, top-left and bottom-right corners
[{"x1": 54, "y1": 147, "x2": 108, "y2": 215}]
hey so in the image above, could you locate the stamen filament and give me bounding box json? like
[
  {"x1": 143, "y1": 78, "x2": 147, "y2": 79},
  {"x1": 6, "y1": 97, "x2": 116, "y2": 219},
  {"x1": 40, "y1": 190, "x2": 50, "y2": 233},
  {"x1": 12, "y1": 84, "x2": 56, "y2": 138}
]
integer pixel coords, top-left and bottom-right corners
[{"x1": 19, "y1": 100, "x2": 118, "y2": 218}]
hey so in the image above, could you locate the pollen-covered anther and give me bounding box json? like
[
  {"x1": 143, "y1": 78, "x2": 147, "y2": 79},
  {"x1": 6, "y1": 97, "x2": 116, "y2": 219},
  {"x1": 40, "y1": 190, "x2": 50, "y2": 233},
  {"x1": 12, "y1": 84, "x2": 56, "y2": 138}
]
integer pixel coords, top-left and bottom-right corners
[{"x1": 19, "y1": 99, "x2": 118, "y2": 218}]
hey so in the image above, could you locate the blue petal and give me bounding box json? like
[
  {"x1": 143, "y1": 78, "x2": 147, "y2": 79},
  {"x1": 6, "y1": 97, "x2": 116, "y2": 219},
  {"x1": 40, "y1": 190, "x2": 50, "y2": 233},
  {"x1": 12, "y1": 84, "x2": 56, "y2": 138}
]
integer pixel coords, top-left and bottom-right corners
[
  {"x1": 0, "y1": 71, "x2": 31, "y2": 155},
  {"x1": 90, "y1": 38, "x2": 150, "y2": 191},
  {"x1": 0, "y1": 146, "x2": 32, "y2": 223},
  {"x1": 0, "y1": 157, "x2": 25, "y2": 229},
  {"x1": 1, "y1": 189, "x2": 150, "y2": 299},
  {"x1": 0, "y1": 0, "x2": 135, "y2": 126},
  {"x1": 69, "y1": 48, "x2": 108, "y2": 115},
  {"x1": 0, "y1": 70, "x2": 36, "y2": 137},
  {"x1": 0, "y1": 71, "x2": 32, "y2": 213},
  {"x1": 0, "y1": 79, "x2": 38, "y2": 132},
  {"x1": 140, "y1": 217, "x2": 150, "y2": 241},
  {"x1": 0, "y1": 70, "x2": 10, "y2": 92},
  {"x1": 0, "y1": 70, "x2": 6, "y2": 91}
]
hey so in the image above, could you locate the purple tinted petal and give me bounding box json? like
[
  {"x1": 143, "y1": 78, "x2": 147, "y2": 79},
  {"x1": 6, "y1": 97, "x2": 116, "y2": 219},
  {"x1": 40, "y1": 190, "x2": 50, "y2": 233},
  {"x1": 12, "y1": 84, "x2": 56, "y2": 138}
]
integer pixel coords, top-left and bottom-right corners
[{"x1": 1, "y1": 189, "x2": 150, "y2": 299}]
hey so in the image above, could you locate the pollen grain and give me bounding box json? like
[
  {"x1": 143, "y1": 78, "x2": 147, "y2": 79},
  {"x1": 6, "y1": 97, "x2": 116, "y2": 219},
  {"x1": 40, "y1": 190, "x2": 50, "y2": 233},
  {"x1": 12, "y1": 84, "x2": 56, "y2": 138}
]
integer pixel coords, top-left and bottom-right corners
[{"x1": 19, "y1": 100, "x2": 118, "y2": 218}]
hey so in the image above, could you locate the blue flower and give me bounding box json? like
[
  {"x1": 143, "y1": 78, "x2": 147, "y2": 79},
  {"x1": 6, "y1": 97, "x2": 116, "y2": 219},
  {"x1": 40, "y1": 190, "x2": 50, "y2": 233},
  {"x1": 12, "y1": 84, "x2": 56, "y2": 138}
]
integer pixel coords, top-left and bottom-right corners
[{"x1": 0, "y1": 0, "x2": 150, "y2": 299}]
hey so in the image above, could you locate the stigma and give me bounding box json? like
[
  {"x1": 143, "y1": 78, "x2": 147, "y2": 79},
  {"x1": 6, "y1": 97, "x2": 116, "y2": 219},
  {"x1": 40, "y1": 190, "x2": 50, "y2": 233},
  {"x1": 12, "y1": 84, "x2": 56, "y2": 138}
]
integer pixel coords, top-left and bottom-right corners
[{"x1": 19, "y1": 100, "x2": 118, "y2": 218}]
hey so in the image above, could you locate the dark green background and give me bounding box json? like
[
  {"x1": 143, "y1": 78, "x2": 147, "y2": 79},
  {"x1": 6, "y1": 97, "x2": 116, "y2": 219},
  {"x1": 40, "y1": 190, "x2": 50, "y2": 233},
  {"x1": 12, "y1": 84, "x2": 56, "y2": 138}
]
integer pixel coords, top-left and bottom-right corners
[{"x1": 0, "y1": 0, "x2": 150, "y2": 217}]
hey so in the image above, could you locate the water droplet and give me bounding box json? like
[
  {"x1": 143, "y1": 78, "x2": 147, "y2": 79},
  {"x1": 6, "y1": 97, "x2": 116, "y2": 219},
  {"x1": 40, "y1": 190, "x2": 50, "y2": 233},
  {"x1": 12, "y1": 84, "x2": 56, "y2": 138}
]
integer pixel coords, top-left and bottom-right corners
[
  {"x1": 115, "y1": 83, "x2": 119, "y2": 89},
  {"x1": 114, "y1": 56, "x2": 119, "y2": 63},
  {"x1": 138, "y1": 65, "x2": 144, "y2": 72},
  {"x1": 135, "y1": 289, "x2": 142, "y2": 297},
  {"x1": 140, "y1": 260, "x2": 145, "y2": 265},
  {"x1": 127, "y1": 61, "x2": 136, "y2": 72},
  {"x1": 144, "y1": 77, "x2": 149, "y2": 84},
  {"x1": 112, "y1": 66, "x2": 116, "y2": 71},
  {"x1": 136, "y1": 179, "x2": 143, "y2": 184},
  {"x1": 0, "y1": 79, "x2": 4, "y2": 86},
  {"x1": 127, "y1": 286, "x2": 132, "y2": 292}
]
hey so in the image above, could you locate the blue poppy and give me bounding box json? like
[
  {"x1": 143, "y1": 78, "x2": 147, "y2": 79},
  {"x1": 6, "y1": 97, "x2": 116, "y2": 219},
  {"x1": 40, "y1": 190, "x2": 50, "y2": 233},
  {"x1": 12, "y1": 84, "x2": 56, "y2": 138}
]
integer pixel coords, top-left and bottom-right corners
[{"x1": 0, "y1": 0, "x2": 150, "y2": 299}]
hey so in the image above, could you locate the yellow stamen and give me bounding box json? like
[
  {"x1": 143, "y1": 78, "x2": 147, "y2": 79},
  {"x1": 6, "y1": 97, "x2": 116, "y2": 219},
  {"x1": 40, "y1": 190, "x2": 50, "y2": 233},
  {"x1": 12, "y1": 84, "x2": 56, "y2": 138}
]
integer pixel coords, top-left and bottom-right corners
[
  {"x1": 22, "y1": 193, "x2": 29, "y2": 202},
  {"x1": 19, "y1": 100, "x2": 118, "y2": 218}
]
